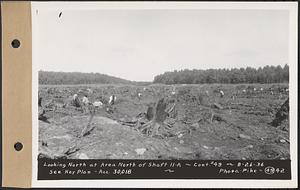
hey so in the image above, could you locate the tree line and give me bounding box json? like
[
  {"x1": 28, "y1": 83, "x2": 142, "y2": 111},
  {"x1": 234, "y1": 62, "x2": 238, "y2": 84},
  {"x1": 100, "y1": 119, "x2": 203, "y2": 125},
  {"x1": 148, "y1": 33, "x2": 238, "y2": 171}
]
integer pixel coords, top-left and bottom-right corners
[
  {"x1": 39, "y1": 64, "x2": 289, "y2": 85},
  {"x1": 39, "y1": 71, "x2": 152, "y2": 86},
  {"x1": 39, "y1": 71, "x2": 133, "y2": 85},
  {"x1": 153, "y1": 64, "x2": 289, "y2": 84}
]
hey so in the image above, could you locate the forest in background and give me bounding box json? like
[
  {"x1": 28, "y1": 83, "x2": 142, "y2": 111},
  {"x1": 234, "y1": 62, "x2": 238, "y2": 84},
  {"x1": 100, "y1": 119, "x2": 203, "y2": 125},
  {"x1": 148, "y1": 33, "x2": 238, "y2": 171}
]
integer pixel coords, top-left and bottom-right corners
[
  {"x1": 39, "y1": 71, "x2": 151, "y2": 86},
  {"x1": 153, "y1": 64, "x2": 289, "y2": 84},
  {"x1": 39, "y1": 64, "x2": 289, "y2": 85},
  {"x1": 39, "y1": 71, "x2": 132, "y2": 85}
]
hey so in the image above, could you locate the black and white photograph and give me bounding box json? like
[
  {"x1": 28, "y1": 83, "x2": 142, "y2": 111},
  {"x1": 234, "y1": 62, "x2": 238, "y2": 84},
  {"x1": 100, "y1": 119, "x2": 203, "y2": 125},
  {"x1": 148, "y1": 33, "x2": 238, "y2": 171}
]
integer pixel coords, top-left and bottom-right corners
[{"x1": 31, "y1": 1, "x2": 297, "y2": 187}]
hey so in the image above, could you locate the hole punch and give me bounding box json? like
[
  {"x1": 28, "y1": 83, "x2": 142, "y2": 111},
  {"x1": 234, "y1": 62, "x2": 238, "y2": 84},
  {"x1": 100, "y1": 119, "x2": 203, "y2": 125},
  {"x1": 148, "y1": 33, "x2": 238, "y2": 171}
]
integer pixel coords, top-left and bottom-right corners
[
  {"x1": 14, "y1": 142, "x2": 23, "y2": 151},
  {"x1": 11, "y1": 39, "x2": 21, "y2": 48}
]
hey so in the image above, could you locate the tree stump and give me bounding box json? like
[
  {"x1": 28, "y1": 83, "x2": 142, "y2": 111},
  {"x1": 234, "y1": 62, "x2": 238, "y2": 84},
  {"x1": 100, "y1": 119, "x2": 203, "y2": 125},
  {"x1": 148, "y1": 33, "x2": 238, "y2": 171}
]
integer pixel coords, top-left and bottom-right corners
[
  {"x1": 146, "y1": 105, "x2": 154, "y2": 120},
  {"x1": 271, "y1": 98, "x2": 289, "y2": 127},
  {"x1": 38, "y1": 97, "x2": 42, "y2": 107},
  {"x1": 138, "y1": 98, "x2": 173, "y2": 138},
  {"x1": 79, "y1": 104, "x2": 96, "y2": 137},
  {"x1": 38, "y1": 109, "x2": 50, "y2": 123},
  {"x1": 154, "y1": 98, "x2": 168, "y2": 123}
]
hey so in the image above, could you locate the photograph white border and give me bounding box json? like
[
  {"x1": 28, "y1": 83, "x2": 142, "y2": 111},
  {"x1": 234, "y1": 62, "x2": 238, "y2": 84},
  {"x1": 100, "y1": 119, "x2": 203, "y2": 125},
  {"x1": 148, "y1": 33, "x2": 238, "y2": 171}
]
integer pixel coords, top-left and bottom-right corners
[{"x1": 31, "y1": 1, "x2": 298, "y2": 188}]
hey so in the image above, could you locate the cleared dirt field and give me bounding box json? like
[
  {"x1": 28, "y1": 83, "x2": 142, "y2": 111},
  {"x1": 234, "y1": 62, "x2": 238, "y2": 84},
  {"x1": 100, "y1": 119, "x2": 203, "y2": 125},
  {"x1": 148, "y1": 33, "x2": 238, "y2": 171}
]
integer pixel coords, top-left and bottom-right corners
[{"x1": 38, "y1": 83, "x2": 289, "y2": 160}]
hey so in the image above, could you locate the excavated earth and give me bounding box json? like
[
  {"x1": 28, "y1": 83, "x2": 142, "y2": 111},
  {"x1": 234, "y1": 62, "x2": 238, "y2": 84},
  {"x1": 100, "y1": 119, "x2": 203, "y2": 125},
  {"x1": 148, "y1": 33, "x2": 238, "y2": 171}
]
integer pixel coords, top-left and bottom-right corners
[{"x1": 38, "y1": 83, "x2": 290, "y2": 160}]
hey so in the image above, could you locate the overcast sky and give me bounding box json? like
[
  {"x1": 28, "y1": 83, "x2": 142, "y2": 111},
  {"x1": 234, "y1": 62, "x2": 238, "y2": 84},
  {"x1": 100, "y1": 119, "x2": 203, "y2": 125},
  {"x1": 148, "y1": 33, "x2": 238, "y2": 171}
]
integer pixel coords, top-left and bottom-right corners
[{"x1": 35, "y1": 9, "x2": 289, "y2": 81}]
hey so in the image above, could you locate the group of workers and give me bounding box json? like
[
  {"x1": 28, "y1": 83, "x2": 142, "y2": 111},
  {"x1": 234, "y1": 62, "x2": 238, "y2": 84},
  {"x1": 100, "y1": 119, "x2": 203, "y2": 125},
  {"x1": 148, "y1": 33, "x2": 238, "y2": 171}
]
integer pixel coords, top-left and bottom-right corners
[
  {"x1": 70, "y1": 87, "x2": 152, "y2": 110},
  {"x1": 72, "y1": 93, "x2": 116, "y2": 109}
]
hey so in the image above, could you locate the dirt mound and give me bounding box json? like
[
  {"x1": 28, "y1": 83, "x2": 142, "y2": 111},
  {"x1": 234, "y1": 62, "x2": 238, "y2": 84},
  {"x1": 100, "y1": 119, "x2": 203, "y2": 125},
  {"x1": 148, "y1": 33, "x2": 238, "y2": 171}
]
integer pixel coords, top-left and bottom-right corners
[{"x1": 39, "y1": 116, "x2": 198, "y2": 159}]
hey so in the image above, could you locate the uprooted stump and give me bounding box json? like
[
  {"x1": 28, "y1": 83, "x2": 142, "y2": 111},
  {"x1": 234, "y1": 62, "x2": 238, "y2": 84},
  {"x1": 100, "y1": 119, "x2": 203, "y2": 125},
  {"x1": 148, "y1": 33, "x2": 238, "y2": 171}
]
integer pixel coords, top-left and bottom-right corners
[
  {"x1": 271, "y1": 98, "x2": 289, "y2": 127},
  {"x1": 137, "y1": 98, "x2": 175, "y2": 138},
  {"x1": 165, "y1": 100, "x2": 177, "y2": 119}
]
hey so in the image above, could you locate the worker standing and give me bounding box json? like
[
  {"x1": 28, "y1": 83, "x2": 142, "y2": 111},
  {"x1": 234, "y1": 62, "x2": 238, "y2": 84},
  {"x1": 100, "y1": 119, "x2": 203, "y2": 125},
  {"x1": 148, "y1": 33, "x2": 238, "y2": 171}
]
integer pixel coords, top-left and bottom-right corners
[
  {"x1": 72, "y1": 94, "x2": 81, "y2": 107},
  {"x1": 138, "y1": 92, "x2": 142, "y2": 100},
  {"x1": 109, "y1": 95, "x2": 116, "y2": 105},
  {"x1": 220, "y1": 90, "x2": 224, "y2": 98},
  {"x1": 82, "y1": 95, "x2": 90, "y2": 105}
]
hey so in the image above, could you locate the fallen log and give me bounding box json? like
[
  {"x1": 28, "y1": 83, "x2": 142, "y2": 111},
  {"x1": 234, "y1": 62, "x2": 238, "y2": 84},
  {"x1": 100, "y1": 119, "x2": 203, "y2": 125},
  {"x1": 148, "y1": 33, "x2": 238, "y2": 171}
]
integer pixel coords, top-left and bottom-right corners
[{"x1": 213, "y1": 103, "x2": 223, "y2": 110}]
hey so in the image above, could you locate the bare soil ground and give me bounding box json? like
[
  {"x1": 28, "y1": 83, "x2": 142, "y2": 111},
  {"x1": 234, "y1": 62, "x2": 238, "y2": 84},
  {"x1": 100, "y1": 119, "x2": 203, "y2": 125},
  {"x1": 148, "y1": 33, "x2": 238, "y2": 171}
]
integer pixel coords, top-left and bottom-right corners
[{"x1": 38, "y1": 83, "x2": 289, "y2": 160}]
